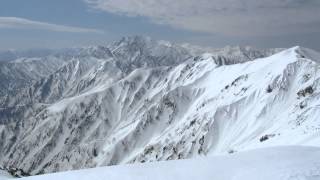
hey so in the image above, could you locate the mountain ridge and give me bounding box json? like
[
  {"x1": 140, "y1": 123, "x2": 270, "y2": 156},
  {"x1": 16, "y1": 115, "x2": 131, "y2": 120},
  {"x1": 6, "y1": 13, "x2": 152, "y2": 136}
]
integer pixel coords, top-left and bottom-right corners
[{"x1": 0, "y1": 37, "x2": 319, "y2": 176}]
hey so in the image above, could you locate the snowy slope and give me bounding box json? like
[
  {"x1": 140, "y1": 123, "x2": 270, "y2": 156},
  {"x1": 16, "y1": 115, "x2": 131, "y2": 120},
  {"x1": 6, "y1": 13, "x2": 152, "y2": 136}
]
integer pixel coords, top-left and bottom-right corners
[
  {"x1": 0, "y1": 55, "x2": 68, "y2": 106},
  {"x1": 0, "y1": 37, "x2": 319, "y2": 176},
  {"x1": 19, "y1": 146, "x2": 320, "y2": 180},
  {"x1": 0, "y1": 170, "x2": 13, "y2": 180}
]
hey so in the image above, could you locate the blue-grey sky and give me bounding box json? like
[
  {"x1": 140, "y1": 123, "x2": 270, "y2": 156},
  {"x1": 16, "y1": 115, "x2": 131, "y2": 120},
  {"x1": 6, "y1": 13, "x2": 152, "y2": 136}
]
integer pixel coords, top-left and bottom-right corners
[{"x1": 0, "y1": 0, "x2": 320, "y2": 50}]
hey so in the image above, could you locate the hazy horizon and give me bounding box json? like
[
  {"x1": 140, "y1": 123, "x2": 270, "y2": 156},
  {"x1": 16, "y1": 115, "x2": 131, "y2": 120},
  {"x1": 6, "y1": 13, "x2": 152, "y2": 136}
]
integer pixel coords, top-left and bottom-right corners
[{"x1": 0, "y1": 0, "x2": 319, "y2": 51}]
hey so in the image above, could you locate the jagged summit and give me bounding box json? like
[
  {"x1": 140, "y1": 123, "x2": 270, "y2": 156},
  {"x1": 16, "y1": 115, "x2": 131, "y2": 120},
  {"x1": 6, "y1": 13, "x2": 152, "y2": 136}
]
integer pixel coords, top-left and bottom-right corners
[{"x1": 113, "y1": 35, "x2": 153, "y2": 46}]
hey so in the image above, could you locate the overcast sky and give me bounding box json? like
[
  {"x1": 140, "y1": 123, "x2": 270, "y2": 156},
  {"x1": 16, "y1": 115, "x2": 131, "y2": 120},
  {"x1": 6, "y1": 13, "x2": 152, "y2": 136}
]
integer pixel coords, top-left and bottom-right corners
[{"x1": 0, "y1": 0, "x2": 319, "y2": 50}]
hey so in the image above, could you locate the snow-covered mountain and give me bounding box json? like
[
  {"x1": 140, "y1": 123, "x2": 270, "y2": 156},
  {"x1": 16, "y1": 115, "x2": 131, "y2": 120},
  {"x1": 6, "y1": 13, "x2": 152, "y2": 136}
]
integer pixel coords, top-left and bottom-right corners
[
  {"x1": 0, "y1": 54, "x2": 71, "y2": 105},
  {"x1": 0, "y1": 49, "x2": 57, "y2": 62},
  {"x1": 0, "y1": 36, "x2": 319, "y2": 177}
]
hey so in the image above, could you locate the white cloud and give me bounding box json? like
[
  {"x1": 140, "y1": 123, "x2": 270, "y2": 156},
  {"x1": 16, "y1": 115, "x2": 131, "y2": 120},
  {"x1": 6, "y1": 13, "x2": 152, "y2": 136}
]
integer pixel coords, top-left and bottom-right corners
[
  {"x1": 84, "y1": 0, "x2": 320, "y2": 36},
  {"x1": 0, "y1": 17, "x2": 103, "y2": 33}
]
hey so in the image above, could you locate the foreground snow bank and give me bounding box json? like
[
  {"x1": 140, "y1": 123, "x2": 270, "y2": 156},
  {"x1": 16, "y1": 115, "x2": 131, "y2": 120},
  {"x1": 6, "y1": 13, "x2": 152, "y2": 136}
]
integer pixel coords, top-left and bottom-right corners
[
  {"x1": 21, "y1": 146, "x2": 320, "y2": 180},
  {"x1": 0, "y1": 170, "x2": 13, "y2": 180}
]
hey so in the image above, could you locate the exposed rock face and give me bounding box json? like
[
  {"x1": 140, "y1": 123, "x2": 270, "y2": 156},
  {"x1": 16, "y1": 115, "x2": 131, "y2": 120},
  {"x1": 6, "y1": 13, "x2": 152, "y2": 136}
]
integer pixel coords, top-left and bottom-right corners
[{"x1": 0, "y1": 37, "x2": 319, "y2": 176}]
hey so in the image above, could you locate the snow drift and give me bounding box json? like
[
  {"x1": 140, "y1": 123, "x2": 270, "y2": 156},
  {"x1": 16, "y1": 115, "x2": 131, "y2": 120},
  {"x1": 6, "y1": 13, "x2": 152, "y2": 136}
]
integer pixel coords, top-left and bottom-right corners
[{"x1": 18, "y1": 146, "x2": 320, "y2": 180}]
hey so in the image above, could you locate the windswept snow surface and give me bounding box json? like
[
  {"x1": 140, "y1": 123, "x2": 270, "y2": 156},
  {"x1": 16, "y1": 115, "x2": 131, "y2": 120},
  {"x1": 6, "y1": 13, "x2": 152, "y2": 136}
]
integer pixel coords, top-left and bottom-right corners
[
  {"x1": 20, "y1": 146, "x2": 320, "y2": 180},
  {"x1": 0, "y1": 170, "x2": 13, "y2": 179}
]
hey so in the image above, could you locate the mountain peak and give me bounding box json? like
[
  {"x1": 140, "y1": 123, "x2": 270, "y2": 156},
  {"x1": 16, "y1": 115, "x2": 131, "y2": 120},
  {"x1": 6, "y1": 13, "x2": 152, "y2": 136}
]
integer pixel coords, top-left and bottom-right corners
[
  {"x1": 293, "y1": 46, "x2": 320, "y2": 63},
  {"x1": 115, "y1": 35, "x2": 153, "y2": 46}
]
